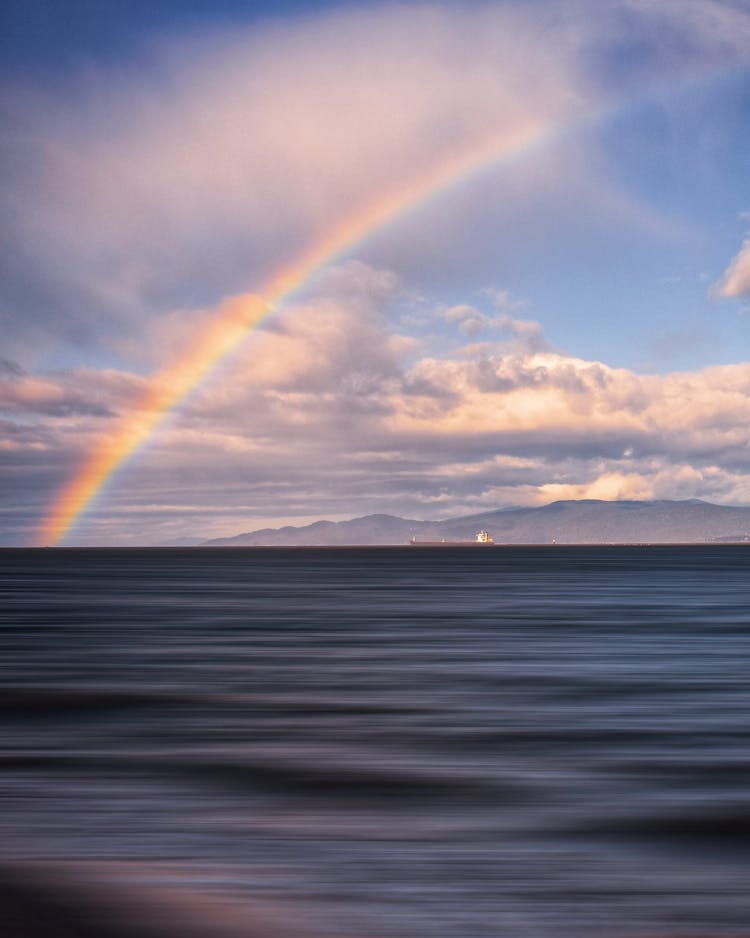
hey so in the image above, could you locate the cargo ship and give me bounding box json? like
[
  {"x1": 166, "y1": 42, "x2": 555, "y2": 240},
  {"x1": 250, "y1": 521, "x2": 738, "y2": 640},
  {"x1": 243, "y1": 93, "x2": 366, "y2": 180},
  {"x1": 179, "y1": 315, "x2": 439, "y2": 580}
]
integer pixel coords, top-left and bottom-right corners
[{"x1": 408, "y1": 530, "x2": 494, "y2": 546}]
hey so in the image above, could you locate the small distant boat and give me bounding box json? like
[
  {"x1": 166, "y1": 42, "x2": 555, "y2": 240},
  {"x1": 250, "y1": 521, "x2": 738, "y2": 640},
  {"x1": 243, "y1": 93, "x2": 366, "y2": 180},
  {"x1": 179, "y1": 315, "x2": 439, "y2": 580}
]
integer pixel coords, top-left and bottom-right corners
[{"x1": 409, "y1": 530, "x2": 494, "y2": 546}]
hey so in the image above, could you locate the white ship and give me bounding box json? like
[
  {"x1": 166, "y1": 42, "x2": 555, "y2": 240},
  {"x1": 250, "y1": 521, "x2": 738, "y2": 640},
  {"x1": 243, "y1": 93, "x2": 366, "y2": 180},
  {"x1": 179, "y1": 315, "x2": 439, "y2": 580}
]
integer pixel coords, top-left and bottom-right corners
[{"x1": 408, "y1": 530, "x2": 494, "y2": 546}]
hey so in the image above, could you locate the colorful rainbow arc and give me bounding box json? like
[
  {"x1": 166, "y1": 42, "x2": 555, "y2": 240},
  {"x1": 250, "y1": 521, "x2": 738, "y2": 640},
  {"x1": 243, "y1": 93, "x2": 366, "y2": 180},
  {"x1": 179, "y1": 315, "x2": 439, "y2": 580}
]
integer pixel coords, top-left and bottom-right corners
[
  {"x1": 38, "y1": 58, "x2": 749, "y2": 545},
  {"x1": 38, "y1": 119, "x2": 555, "y2": 545}
]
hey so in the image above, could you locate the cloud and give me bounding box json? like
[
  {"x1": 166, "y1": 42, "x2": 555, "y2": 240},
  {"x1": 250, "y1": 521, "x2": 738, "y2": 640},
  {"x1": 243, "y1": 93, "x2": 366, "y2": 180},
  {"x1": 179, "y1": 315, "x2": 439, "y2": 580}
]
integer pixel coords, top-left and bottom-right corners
[
  {"x1": 0, "y1": 358, "x2": 24, "y2": 377},
  {"x1": 715, "y1": 238, "x2": 750, "y2": 299},
  {"x1": 440, "y1": 290, "x2": 550, "y2": 361},
  {"x1": 4, "y1": 0, "x2": 748, "y2": 364},
  {"x1": 389, "y1": 351, "x2": 750, "y2": 470},
  {"x1": 7, "y1": 262, "x2": 750, "y2": 543},
  {"x1": 0, "y1": 4, "x2": 582, "y2": 353},
  {"x1": 0, "y1": 367, "x2": 144, "y2": 419}
]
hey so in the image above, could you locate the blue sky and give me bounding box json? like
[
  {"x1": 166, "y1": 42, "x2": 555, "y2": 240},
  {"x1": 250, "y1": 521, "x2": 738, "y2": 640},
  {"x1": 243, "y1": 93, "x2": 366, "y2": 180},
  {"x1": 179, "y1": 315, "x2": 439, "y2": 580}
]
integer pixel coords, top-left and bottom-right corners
[
  {"x1": 2, "y1": 0, "x2": 750, "y2": 544},
  {"x1": 0, "y1": 0, "x2": 348, "y2": 70}
]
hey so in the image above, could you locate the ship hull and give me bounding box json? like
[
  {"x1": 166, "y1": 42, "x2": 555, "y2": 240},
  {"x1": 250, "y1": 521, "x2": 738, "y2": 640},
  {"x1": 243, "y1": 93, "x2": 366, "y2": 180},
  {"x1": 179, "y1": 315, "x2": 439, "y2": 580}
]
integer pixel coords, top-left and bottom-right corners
[{"x1": 408, "y1": 540, "x2": 494, "y2": 546}]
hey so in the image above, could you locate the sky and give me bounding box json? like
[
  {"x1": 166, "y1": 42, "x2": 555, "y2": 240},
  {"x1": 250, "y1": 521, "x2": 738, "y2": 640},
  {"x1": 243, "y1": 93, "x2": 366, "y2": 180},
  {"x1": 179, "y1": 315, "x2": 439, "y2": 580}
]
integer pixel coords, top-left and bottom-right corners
[{"x1": 1, "y1": 0, "x2": 750, "y2": 546}]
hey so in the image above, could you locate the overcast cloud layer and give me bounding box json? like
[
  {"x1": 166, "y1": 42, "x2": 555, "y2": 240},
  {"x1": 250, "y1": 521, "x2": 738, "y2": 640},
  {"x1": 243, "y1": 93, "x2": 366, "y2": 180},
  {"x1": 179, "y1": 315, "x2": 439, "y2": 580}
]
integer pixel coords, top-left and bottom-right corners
[{"x1": 1, "y1": 0, "x2": 750, "y2": 544}]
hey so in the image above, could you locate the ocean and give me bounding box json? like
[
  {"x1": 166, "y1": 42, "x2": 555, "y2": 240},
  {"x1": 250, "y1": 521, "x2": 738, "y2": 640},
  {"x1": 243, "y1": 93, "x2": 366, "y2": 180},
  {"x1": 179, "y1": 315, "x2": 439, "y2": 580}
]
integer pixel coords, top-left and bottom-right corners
[{"x1": 1, "y1": 545, "x2": 749, "y2": 937}]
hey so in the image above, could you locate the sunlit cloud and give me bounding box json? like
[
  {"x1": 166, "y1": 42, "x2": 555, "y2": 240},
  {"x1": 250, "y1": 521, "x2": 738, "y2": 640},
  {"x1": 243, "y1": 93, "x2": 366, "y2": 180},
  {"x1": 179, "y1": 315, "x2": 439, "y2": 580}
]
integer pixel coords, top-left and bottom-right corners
[
  {"x1": 715, "y1": 238, "x2": 750, "y2": 299},
  {"x1": 5, "y1": 258, "x2": 750, "y2": 543}
]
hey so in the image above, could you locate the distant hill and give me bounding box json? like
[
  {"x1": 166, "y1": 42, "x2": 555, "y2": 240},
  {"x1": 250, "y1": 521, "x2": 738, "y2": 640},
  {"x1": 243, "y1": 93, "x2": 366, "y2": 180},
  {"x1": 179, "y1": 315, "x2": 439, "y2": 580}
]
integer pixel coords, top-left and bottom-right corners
[{"x1": 202, "y1": 499, "x2": 750, "y2": 546}]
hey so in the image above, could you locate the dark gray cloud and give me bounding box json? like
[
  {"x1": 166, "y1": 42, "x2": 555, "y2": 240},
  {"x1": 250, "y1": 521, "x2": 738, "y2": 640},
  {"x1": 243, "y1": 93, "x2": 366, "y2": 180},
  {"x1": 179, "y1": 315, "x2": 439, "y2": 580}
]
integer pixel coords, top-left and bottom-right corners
[{"x1": 0, "y1": 358, "x2": 24, "y2": 377}]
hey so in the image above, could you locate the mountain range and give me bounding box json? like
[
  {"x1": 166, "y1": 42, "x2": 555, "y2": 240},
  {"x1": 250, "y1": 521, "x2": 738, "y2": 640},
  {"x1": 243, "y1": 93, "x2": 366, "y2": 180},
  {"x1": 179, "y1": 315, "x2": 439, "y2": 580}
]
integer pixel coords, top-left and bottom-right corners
[{"x1": 203, "y1": 499, "x2": 750, "y2": 546}]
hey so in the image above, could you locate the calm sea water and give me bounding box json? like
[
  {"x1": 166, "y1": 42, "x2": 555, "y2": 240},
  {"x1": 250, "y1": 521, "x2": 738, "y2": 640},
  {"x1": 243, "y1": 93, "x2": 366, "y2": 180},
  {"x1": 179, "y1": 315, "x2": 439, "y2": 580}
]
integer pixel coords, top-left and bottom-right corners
[{"x1": 1, "y1": 546, "x2": 749, "y2": 937}]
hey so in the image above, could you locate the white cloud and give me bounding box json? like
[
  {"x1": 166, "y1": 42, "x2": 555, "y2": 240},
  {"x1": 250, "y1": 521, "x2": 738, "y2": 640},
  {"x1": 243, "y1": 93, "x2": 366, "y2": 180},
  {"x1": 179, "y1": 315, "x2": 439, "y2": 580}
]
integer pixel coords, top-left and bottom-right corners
[
  {"x1": 441, "y1": 300, "x2": 546, "y2": 352},
  {"x1": 7, "y1": 264, "x2": 750, "y2": 543},
  {"x1": 715, "y1": 238, "x2": 750, "y2": 299}
]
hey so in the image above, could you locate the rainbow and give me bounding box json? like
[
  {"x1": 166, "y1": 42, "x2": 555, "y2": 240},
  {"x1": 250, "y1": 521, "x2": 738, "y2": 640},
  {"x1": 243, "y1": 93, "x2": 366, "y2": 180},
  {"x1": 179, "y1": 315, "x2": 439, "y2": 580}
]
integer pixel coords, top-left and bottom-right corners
[
  {"x1": 37, "y1": 61, "x2": 749, "y2": 544},
  {"x1": 38, "y1": 118, "x2": 557, "y2": 545}
]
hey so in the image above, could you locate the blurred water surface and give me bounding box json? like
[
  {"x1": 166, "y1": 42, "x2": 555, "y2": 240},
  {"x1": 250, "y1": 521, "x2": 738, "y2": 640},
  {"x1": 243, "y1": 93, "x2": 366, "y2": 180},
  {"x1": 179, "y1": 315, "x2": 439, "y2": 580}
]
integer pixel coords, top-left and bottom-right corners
[{"x1": 1, "y1": 546, "x2": 749, "y2": 936}]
